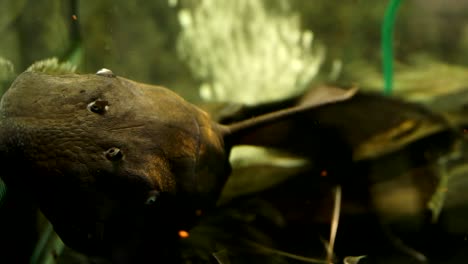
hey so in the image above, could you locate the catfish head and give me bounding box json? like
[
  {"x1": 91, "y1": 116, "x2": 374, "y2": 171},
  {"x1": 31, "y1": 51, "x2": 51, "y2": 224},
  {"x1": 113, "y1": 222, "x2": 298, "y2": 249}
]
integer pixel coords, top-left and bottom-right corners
[{"x1": 0, "y1": 70, "x2": 356, "y2": 258}]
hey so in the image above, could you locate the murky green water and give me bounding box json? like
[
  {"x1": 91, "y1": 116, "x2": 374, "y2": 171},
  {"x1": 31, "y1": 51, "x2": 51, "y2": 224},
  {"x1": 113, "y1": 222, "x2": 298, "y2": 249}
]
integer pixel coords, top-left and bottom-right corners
[{"x1": 1, "y1": 1, "x2": 468, "y2": 263}]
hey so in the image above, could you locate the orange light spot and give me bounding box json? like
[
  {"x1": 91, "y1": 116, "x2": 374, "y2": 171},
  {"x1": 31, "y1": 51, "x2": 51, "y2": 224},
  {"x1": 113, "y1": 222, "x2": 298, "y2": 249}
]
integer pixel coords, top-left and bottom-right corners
[
  {"x1": 320, "y1": 170, "x2": 328, "y2": 177},
  {"x1": 195, "y1": 209, "x2": 202, "y2": 216},
  {"x1": 178, "y1": 230, "x2": 189, "y2": 239},
  {"x1": 464, "y1": 128, "x2": 468, "y2": 134},
  {"x1": 72, "y1": 14, "x2": 78, "y2": 20}
]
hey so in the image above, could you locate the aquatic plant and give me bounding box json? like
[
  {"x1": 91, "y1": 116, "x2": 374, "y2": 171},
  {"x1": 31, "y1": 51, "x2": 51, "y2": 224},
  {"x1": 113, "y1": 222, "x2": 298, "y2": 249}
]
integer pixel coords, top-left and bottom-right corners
[
  {"x1": 0, "y1": 178, "x2": 5, "y2": 207},
  {"x1": 0, "y1": 56, "x2": 15, "y2": 94},
  {"x1": 0, "y1": 56, "x2": 14, "y2": 205},
  {"x1": 176, "y1": 0, "x2": 325, "y2": 104},
  {"x1": 26, "y1": 57, "x2": 76, "y2": 74},
  {"x1": 0, "y1": 57, "x2": 14, "y2": 81},
  {"x1": 381, "y1": 0, "x2": 403, "y2": 95}
]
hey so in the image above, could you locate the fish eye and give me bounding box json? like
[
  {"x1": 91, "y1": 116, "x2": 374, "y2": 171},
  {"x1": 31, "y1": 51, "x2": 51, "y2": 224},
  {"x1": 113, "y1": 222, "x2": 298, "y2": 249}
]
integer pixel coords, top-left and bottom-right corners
[
  {"x1": 87, "y1": 99, "x2": 109, "y2": 114},
  {"x1": 145, "y1": 190, "x2": 160, "y2": 205},
  {"x1": 104, "y1": 147, "x2": 123, "y2": 161}
]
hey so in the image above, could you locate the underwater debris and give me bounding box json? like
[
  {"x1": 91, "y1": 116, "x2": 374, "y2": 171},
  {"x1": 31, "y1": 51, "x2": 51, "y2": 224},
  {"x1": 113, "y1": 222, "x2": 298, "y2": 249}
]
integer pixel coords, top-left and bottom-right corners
[
  {"x1": 179, "y1": 230, "x2": 190, "y2": 239},
  {"x1": 176, "y1": 0, "x2": 324, "y2": 104},
  {"x1": 212, "y1": 249, "x2": 231, "y2": 264},
  {"x1": 229, "y1": 145, "x2": 308, "y2": 169},
  {"x1": 427, "y1": 141, "x2": 463, "y2": 222},
  {"x1": 326, "y1": 186, "x2": 341, "y2": 264},
  {"x1": 343, "y1": 255, "x2": 366, "y2": 264},
  {"x1": 345, "y1": 56, "x2": 468, "y2": 110}
]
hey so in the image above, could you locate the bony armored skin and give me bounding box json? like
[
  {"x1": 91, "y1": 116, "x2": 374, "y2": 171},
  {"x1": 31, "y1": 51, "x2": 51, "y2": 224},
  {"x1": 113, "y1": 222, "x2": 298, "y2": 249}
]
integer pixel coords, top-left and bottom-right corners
[{"x1": 0, "y1": 69, "x2": 356, "y2": 261}]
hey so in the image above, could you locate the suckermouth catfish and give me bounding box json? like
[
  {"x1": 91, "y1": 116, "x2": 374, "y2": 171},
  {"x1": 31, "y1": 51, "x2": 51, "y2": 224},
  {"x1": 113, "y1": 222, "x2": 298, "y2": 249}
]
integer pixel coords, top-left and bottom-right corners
[{"x1": 0, "y1": 69, "x2": 356, "y2": 262}]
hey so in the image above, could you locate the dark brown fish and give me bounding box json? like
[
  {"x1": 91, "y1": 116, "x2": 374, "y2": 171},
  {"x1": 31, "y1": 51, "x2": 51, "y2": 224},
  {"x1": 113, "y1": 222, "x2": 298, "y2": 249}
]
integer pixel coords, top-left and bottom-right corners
[{"x1": 0, "y1": 70, "x2": 356, "y2": 261}]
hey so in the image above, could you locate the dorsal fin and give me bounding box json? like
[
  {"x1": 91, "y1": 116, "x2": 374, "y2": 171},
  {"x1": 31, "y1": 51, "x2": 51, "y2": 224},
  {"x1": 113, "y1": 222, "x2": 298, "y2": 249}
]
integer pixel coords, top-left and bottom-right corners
[{"x1": 221, "y1": 86, "x2": 358, "y2": 147}]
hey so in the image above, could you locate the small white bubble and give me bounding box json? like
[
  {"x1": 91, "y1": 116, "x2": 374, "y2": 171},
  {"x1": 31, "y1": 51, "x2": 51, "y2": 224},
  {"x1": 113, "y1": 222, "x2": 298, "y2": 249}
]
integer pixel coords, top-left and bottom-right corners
[{"x1": 96, "y1": 68, "x2": 115, "y2": 77}]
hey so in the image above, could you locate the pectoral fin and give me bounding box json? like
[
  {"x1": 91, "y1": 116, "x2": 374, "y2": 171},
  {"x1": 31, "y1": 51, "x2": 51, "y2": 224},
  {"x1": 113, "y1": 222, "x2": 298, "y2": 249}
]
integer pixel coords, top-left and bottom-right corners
[{"x1": 221, "y1": 86, "x2": 358, "y2": 147}]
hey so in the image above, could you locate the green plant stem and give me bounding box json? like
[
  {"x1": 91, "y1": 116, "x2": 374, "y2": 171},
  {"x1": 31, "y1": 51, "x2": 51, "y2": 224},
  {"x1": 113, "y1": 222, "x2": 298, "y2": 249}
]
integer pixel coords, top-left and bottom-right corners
[
  {"x1": 0, "y1": 178, "x2": 5, "y2": 207},
  {"x1": 381, "y1": 0, "x2": 403, "y2": 95}
]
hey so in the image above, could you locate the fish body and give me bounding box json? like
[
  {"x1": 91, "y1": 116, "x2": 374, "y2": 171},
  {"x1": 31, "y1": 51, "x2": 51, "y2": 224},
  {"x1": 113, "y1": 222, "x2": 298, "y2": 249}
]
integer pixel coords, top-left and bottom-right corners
[
  {"x1": 0, "y1": 70, "x2": 355, "y2": 260},
  {"x1": 0, "y1": 71, "x2": 230, "y2": 256}
]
